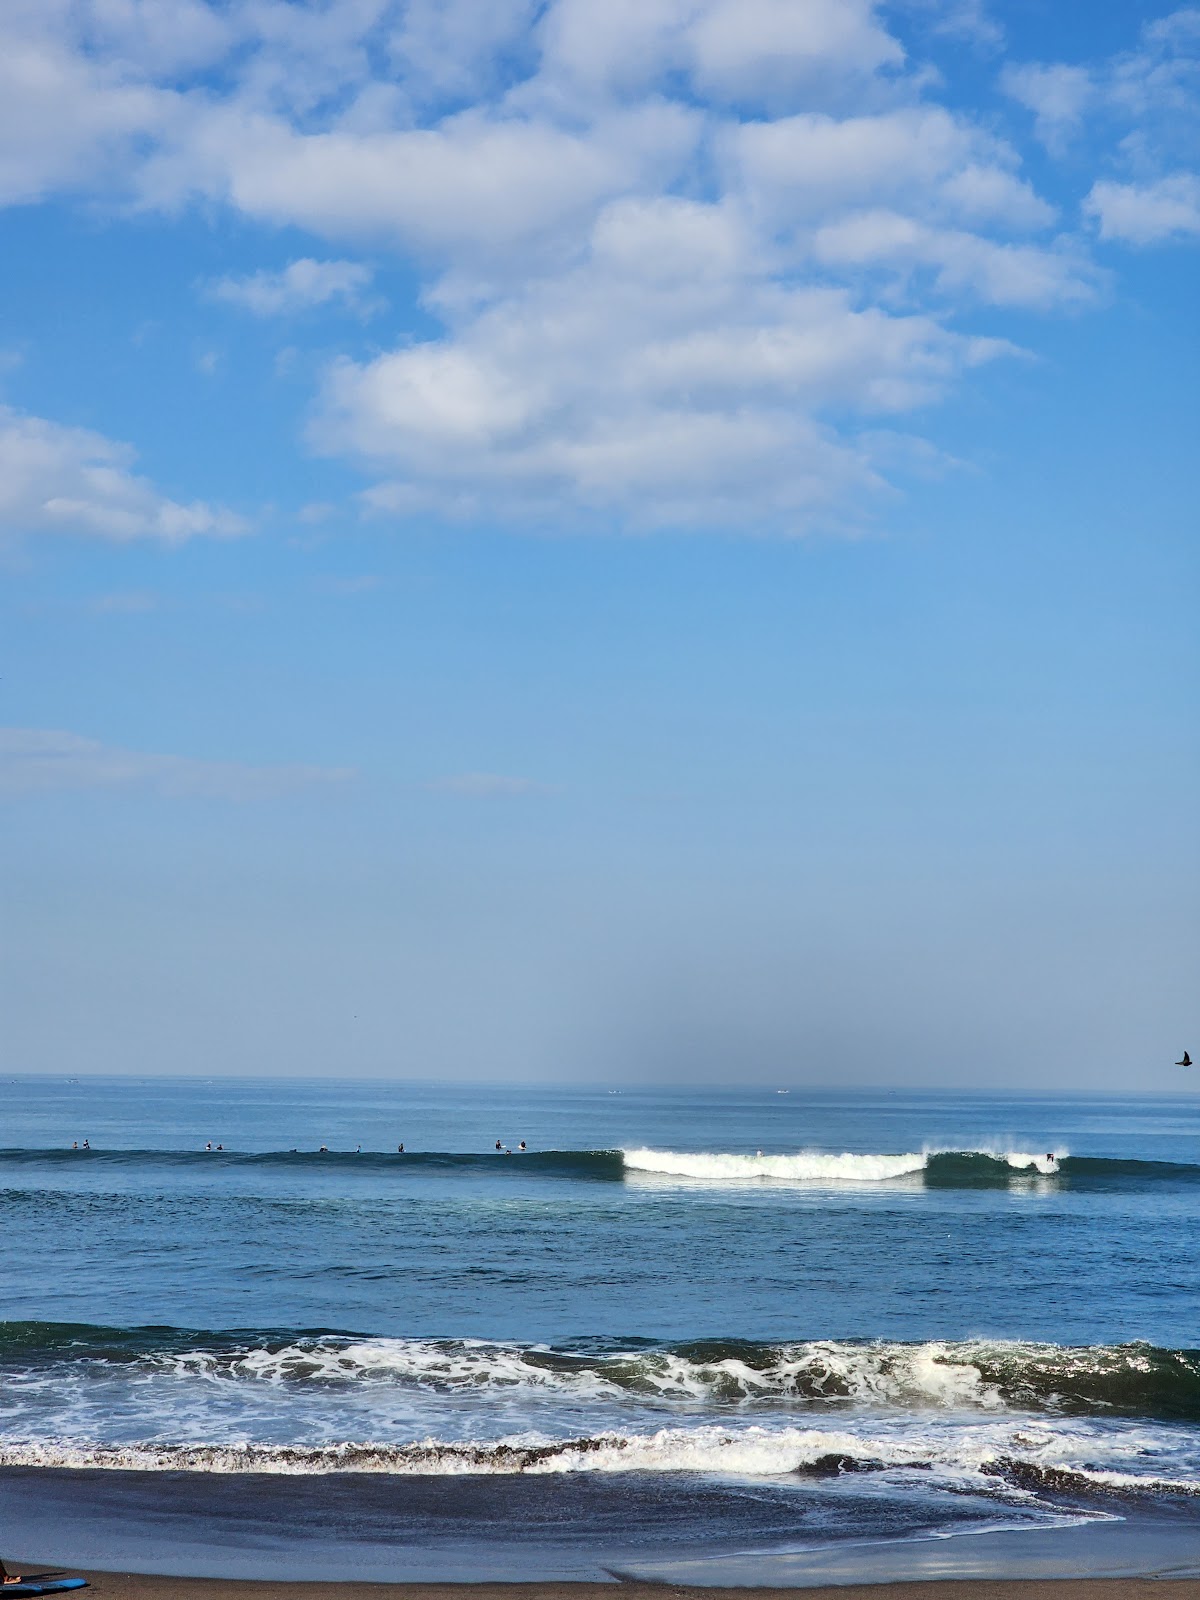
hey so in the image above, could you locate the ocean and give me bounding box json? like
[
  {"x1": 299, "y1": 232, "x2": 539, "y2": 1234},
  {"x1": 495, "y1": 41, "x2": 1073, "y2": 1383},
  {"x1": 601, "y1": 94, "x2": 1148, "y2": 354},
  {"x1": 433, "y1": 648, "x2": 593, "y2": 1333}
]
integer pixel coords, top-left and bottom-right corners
[{"x1": 0, "y1": 1077, "x2": 1197, "y2": 1582}]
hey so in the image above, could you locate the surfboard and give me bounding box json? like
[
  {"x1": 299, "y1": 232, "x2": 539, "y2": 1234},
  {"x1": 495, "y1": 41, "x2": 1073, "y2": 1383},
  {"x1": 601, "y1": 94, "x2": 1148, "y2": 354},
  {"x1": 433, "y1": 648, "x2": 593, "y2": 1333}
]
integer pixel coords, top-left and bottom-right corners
[{"x1": 0, "y1": 1580, "x2": 88, "y2": 1594}]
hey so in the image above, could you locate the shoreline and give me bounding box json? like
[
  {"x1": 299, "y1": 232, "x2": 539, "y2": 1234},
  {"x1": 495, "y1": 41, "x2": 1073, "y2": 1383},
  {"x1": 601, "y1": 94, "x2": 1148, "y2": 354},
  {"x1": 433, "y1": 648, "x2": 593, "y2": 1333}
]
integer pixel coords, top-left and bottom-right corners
[
  {"x1": 5, "y1": 1467, "x2": 1199, "y2": 1590},
  {"x1": 10, "y1": 1578, "x2": 1200, "y2": 1600}
]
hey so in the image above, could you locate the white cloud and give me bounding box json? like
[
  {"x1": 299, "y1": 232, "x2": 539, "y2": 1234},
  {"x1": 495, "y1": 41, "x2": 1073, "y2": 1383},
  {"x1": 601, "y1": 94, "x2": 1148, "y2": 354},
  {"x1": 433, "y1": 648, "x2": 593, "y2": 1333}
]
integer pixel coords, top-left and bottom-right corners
[
  {"x1": 1107, "y1": 7, "x2": 1200, "y2": 128},
  {"x1": 318, "y1": 196, "x2": 1015, "y2": 534},
  {"x1": 209, "y1": 258, "x2": 376, "y2": 316},
  {"x1": 900, "y1": 0, "x2": 1004, "y2": 52},
  {"x1": 726, "y1": 107, "x2": 1052, "y2": 231},
  {"x1": 0, "y1": 2, "x2": 171, "y2": 206},
  {"x1": 534, "y1": 0, "x2": 902, "y2": 110},
  {"x1": 0, "y1": 405, "x2": 244, "y2": 544},
  {"x1": 0, "y1": 728, "x2": 352, "y2": 799},
  {"x1": 78, "y1": 0, "x2": 234, "y2": 75},
  {"x1": 1002, "y1": 63, "x2": 1094, "y2": 151},
  {"x1": 135, "y1": 96, "x2": 700, "y2": 273},
  {"x1": 387, "y1": 0, "x2": 540, "y2": 108},
  {"x1": 0, "y1": 0, "x2": 1147, "y2": 535},
  {"x1": 1005, "y1": 10, "x2": 1200, "y2": 190},
  {"x1": 813, "y1": 211, "x2": 1098, "y2": 308},
  {"x1": 1085, "y1": 173, "x2": 1200, "y2": 243}
]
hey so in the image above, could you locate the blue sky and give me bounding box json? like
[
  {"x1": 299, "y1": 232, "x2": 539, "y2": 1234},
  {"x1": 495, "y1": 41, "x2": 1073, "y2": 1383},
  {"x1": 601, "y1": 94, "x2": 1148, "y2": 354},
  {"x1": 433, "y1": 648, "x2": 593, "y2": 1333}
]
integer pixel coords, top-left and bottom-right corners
[{"x1": 1, "y1": 0, "x2": 1196, "y2": 1087}]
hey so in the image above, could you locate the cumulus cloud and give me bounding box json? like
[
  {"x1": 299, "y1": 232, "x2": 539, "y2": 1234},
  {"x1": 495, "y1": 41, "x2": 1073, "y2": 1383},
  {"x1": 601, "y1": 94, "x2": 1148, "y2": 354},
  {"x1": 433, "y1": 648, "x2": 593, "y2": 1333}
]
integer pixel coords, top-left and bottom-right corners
[
  {"x1": 1006, "y1": 8, "x2": 1200, "y2": 146},
  {"x1": 1002, "y1": 63, "x2": 1095, "y2": 152},
  {"x1": 1005, "y1": 10, "x2": 1200, "y2": 237},
  {"x1": 0, "y1": 0, "x2": 1186, "y2": 534},
  {"x1": 317, "y1": 194, "x2": 1017, "y2": 533},
  {"x1": 812, "y1": 211, "x2": 1099, "y2": 307},
  {"x1": 0, "y1": 406, "x2": 245, "y2": 544},
  {"x1": 725, "y1": 107, "x2": 1049, "y2": 229},
  {"x1": 208, "y1": 258, "x2": 376, "y2": 316},
  {"x1": 1085, "y1": 173, "x2": 1200, "y2": 243},
  {"x1": 140, "y1": 100, "x2": 701, "y2": 269},
  {"x1": 0, "y1": 728, "x2": 353, "y2": 799},
  {"x1": 534, "y1": 0, "x2": 902, "y2": 109},
  {"x1": 0, "y1": 2, "x2": 171, "y2": 205}
]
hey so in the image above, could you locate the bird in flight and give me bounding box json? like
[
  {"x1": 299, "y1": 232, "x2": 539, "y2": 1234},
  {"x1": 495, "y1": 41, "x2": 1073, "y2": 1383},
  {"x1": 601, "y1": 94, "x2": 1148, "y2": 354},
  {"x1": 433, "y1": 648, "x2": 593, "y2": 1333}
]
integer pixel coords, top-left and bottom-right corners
[{"x1": 1177, "y1": 1051, "x2": 1192, "y2": 1067}]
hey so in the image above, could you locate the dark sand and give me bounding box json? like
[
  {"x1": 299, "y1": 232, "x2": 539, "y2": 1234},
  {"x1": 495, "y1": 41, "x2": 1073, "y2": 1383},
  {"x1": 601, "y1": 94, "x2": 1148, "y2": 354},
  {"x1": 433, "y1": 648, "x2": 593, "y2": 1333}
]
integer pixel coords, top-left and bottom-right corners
[{"x1": 9, "y1": 1576, "x2": 1200, "y2": 1599}]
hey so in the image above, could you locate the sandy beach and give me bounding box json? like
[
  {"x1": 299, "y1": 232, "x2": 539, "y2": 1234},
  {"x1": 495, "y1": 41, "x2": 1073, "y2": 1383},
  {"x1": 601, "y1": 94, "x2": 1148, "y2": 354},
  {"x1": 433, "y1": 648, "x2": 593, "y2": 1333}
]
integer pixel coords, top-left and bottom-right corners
[{"x1": 9, "y1": 1576, "x2": 1200, "y2": 1600}]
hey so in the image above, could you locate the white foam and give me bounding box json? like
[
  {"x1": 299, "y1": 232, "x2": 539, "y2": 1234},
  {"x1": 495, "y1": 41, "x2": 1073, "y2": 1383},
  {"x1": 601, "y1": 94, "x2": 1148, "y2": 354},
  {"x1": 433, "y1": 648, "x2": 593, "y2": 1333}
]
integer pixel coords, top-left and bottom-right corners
[
  {"x1": 622, "y1": 1149, "x2": 928, "y2": 1183},
  {"x1": 48, "y1": 1335, "x2": 1134, "y2": 1412},
  {"x1": 1000, "y1": 1151, "x2": 1062, "y2": 1175},
  {"x1": 161, "y1": 1338, "x2": 612, "y2": 1396},
  {"x1": 0, "y1": 1416, "x2": 1193, "y2": 1497}
]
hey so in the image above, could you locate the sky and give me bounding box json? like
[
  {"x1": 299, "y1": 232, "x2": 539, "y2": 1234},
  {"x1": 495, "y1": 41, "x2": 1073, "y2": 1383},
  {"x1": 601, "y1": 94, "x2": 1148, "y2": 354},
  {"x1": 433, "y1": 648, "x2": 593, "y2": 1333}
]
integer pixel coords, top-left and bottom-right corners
[{"x1": 1, "y1": 0, "x2": 1197, "y2": 1090}]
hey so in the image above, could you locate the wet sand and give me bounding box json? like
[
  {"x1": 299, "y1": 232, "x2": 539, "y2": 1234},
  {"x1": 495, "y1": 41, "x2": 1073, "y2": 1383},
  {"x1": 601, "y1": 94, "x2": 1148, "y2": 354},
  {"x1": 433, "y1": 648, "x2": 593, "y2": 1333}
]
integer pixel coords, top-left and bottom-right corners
[{"x1": 10, "y1": 1576, "x2": 1200, "y2": 1599}]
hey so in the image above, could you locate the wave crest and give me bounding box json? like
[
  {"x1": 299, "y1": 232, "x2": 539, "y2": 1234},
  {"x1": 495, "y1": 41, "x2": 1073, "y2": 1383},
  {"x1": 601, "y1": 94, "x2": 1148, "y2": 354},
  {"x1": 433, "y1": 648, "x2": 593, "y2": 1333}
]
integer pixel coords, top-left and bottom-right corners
[{"x1": 3, "y1": 1327, "x2": 1198, "y2": 1419}]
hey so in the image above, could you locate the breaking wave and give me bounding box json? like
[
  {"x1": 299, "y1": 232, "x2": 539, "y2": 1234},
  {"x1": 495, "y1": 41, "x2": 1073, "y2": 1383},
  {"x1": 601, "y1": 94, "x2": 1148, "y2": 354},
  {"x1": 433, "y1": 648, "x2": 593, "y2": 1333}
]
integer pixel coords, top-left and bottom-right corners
[
  {"x1": 2, "y1": 1327, "x2": 1197, "y2": 1510},
  {"x1": 623, "y1": 1148, "x2": 932, "y2": 1182},
  {"x1": 3, "y1": 1326, "x2": 1199, "y2": 1420}
]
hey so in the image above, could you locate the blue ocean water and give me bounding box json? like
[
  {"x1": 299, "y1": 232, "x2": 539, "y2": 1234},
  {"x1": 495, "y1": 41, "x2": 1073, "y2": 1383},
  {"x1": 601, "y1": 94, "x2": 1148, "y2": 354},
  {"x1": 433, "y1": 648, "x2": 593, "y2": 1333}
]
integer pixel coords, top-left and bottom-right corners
[{"x1": 0, "y1": 1077, "x2": 1197, "y2": 1580}]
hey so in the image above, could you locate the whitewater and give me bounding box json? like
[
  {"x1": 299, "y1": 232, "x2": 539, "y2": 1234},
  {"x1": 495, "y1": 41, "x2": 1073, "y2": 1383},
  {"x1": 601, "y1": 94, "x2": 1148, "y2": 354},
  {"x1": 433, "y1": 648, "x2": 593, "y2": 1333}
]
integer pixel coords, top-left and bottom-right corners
[{"x1": 621, "y1": 1146, "x2": 1063, "y2": 1180}]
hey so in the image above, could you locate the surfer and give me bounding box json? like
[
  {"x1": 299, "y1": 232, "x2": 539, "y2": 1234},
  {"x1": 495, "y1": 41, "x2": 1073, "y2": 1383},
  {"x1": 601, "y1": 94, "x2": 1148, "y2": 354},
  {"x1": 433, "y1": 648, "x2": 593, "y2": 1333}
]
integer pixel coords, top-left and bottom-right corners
[
  {"x1": 495, "y1": 1140, "x2": 503, "y2": 1150},
  {"x1": 397, "y1": 1143, "x2": 405, "y2": 1153},
  {"x1": 518, "y1": 1141, "x2": 526, "y2": 1151},
  {"x1": 1177, "y1": 1051, "x2": 1192, "y2": 1067}
]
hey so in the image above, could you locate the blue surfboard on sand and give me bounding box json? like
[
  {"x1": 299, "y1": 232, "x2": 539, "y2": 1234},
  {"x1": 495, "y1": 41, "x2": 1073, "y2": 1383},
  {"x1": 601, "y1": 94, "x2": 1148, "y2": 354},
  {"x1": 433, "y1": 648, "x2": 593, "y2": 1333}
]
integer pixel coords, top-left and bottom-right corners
[{"x1": 0, "y1": 1580, "x2": 88, "y2": 1594}]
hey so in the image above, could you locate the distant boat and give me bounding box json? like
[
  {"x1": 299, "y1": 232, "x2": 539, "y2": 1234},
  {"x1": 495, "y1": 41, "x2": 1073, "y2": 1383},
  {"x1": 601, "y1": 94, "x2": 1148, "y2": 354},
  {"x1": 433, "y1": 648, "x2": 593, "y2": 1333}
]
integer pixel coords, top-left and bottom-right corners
[{"x1": 1177, "y1": 1051, "x2": 1193, "y2": 1067}]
